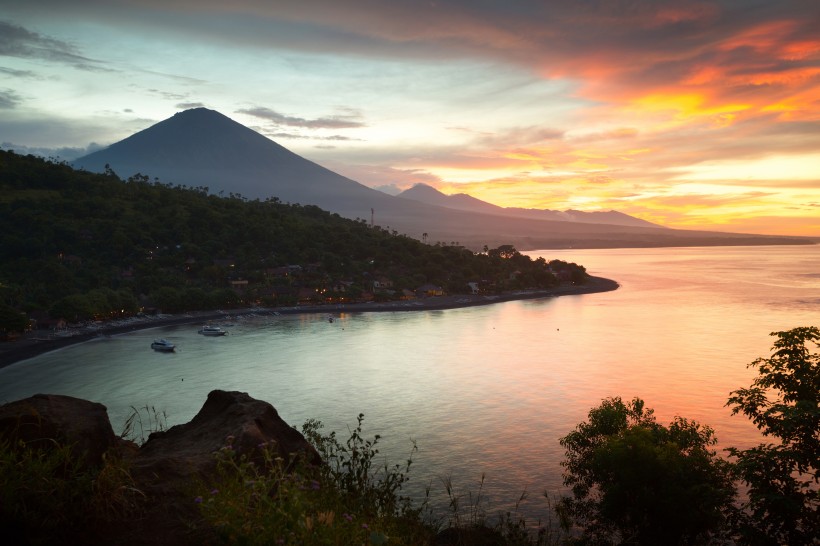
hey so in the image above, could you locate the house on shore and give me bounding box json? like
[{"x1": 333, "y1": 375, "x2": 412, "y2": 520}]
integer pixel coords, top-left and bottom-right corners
[{"x1": 416, "y1": 284, "x2": 444, "y2": 298}]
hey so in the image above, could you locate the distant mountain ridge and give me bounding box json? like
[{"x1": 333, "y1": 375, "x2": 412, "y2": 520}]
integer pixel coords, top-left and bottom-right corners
[
  {"x1": 398, "y1": 184, "x2": 662, "y2": 229},
  {"x1": 74, "y1": 108, "x2": 814, "y2": 250},
  {"x1": 398, "y1": 183, "x2": 502, "y2": 214}
]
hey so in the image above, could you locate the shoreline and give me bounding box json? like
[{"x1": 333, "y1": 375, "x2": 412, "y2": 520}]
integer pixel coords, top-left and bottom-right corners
[{"x1": 0, "y1": 276, "x2": 618, "y2": 368}]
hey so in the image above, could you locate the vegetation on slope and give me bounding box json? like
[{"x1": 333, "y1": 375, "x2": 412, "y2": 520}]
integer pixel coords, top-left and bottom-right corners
[{"x1": 0, "y1": 150, "x2": 586, "y2": 330}]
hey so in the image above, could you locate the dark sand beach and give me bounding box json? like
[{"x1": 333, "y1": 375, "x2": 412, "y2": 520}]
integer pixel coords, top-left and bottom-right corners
[{"x1": 0, "y1": 277, "x2": 618, "y2": 368}]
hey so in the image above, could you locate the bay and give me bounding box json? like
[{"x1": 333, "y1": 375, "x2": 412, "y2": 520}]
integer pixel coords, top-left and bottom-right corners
[{"x1": 1, "y1": 245, "x2": 818, "y2": 518}]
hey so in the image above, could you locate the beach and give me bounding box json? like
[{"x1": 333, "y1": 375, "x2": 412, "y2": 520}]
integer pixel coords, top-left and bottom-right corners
[{"x1": 0, "y1": 277, "x2": 618, "y2": 368}]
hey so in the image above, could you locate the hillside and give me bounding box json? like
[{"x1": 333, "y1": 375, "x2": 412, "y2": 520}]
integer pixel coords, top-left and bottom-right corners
[{"x1": 0, "y1": 151, "x2": 583, "y2": 321}]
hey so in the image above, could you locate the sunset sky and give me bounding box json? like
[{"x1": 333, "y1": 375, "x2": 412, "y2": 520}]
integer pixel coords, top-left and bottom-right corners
[{"x1": 2, "y1": 0, "x2": 819, "y2": 236}]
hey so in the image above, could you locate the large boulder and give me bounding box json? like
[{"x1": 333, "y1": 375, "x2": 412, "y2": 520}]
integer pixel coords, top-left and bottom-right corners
[
  {"x1": 119, "y1": 390, "x2": 321, "y2": 545},
  {"x1": 131, "y1": 389, "x2": 320, "y2": 494},
  {"x1": 0, "y1": 393, "x2": 118, "y2": 467}
]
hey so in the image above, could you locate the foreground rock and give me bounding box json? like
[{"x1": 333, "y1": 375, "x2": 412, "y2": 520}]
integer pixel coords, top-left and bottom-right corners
[
  {"x1": 0, "y1": 389, "x2": 320, "y2": 545},
  {"x1": 131, "y1": 389, "x2": 321, "y2": 495},
  {"x1": 0, "y1": 393, "x2": 119, "y2": 468}
]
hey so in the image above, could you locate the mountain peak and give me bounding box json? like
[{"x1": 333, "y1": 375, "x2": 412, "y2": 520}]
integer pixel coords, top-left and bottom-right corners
[
  {"x1": 401, "y1": 183, "x2": 446, "y2": 197},
  {"x1": 166, "y1": 107, "x2": 233, "y2": 124},
  {"x1": 73, "y1": 108, "x2": 401, "y2": 211},
  {"x1": 171, "y1": 106, "x2": 216, "y2": 116},
  {"x1": 74, "y1": 108, "x2": 303, "y2": 176}
]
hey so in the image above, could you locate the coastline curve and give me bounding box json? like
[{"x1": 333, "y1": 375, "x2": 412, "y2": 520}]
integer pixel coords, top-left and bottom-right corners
[{"x1": 0, "y1": 276, "x2": 618, "y2": 369}]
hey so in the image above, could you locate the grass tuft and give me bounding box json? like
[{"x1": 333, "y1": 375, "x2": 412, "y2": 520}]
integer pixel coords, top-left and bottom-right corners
[{"x1": 119, "y1": 405, "x2": 167, "y2": 445}]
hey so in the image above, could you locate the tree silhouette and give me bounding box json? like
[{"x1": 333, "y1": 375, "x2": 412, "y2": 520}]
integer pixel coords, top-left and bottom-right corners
[{"x1": 727, "y1": 326, "x2": 820, "y2": 544}]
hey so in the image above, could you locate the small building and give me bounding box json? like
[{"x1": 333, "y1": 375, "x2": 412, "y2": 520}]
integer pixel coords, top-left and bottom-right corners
[
  {"x1": 416, "y1": 284, "x2": 444, "y2": 297},
  {"x1": 297, "y1": 287, "x2": 319, "y2": 304},
  {"x1": 373, "y1": 277, "x2": 394, "y2": 290},
  {"x1": 229, "y1": 279, "x2": 249, "y2": 291},
  {"x1": 29, "y1": 311, "x2": 67, "y2": 331}
]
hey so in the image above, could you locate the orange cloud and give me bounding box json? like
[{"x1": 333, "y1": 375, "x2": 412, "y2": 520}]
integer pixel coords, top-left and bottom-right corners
[
  {"x1": 717, "y1": 20, "x2": 792, "y2": 53},
  {"x1": 628, "y1": 92, "x2": 751, "y2": 126},
  {"x1": 543, "y1": 14, "x2": 820, "y2": 130},
  {"x1": 782, "y1": 40, "x2": 820, "y2": 61}
]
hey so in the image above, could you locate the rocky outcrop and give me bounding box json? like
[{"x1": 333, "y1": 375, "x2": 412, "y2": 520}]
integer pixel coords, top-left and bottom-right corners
[
  {"x1": 0, "y1": 393, "x2": 119, "y2": 468},
  {"x1": 131, "y1": 389, "x2": 321, "y2": 495}
]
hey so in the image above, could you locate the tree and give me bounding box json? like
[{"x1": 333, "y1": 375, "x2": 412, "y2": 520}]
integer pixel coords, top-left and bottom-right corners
[
  {"x1": 0, "y1": 301, "x2": 29, "y2": 334},
  {"x1": 487, "y1": 244, "x2": 518, "y2": 260},
  {"x1": 726, "y1": 326, "x2": 820, "y2": 544},
  {"x1": 151, "y1": 286, "x2": 182, "y2": 313},
  {"x1": 558, "y1": 397, "x2": 736, "y2": 545},
  {"x1": 49, "y1": 294, "x2": 94, "y2": 323}
]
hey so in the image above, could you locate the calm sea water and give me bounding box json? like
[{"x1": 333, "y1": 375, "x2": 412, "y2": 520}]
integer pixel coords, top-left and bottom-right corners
[{"x1": 2, "y1": 245, "x2": 818, "y2": 517}]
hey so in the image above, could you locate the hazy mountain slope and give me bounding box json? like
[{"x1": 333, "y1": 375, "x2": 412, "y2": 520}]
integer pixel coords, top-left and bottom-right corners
[
  {"x1": 398, "y1": 183, "x2": 505, "y2": 215},
  {"x1": 398, "y1": 183, "x2": 663, "y2": 229},
  {"x1": 505, "y1": 207, "x2": 662, "y2": 228},
  {"x1": 74, "y1": 109, "x2": 814, "y2": 250}
]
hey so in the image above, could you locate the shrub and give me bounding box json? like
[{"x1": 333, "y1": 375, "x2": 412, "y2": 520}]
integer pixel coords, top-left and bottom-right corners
[
  {"x1": 194, "y1": 415, "x2": 434, "y2": 545},
  {"x1": 558, "y1": 397, "x2": 736, "y2": 545}
]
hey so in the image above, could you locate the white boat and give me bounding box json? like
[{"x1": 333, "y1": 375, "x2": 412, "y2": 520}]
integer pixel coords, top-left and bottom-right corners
[
  {"x1": 151, "y1": 338, "x2": 176, "y2": 352},
  {"x1": 198, "y1": 325, "x2": 227, "y2": 336}
]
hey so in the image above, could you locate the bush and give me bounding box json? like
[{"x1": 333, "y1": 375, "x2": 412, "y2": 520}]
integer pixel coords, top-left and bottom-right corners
[{"x1": 558, "y1": 397, "x2": 736, "y2": 545}]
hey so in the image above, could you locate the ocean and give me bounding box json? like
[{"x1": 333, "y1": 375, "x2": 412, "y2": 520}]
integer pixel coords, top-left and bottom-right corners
[{"x1": 2, "y1": 244, "x2": 818, "y2": 518}]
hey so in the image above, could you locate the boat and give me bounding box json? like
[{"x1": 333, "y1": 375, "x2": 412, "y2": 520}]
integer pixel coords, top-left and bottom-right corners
[
  {"x1": 198, "y1": 325, "x2": 227, "y2": 336},
  {"x1": 151, "y1": 338, "x2": 176, "y2": 352}
]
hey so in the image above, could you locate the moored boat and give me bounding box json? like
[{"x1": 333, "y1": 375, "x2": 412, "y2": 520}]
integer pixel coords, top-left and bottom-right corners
[
  {"x1": 198, "y1": 325, "x2": 227, "y2": 336},
  {"x1": 151, "y1": 338, "x2": 176, "y2": 352}
]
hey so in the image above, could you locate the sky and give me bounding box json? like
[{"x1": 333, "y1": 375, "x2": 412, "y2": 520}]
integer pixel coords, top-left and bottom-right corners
[{"x1": 1, "y1": 0, "x2": 819, "y2": 236}]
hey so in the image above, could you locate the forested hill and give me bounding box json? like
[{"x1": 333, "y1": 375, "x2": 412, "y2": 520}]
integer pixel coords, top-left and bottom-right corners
[{"x1": 0, "y1": 151, "x2": 585, "y2": 323}]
